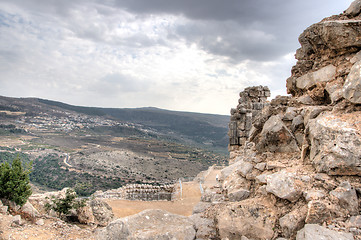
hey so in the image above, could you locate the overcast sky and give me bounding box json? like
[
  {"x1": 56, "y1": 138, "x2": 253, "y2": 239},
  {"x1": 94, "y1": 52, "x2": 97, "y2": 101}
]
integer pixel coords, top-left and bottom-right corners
[{"x1": 0, "y1": 0, "x2": 353, "y2": 115}]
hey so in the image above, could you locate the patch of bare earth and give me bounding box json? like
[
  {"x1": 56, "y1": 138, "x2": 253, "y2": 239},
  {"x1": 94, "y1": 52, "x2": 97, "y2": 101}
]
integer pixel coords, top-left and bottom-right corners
[
  {"x1": 0, "y1": 214, "x2": 96, "y2": 240},
  {"x1": 107, "y1": 182, "x2": 202, "y2": 218}
]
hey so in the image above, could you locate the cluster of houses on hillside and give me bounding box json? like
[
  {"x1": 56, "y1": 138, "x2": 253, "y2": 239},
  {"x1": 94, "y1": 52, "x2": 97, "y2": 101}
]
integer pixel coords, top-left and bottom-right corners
[{"x1": 14, "y1": 112, "x2": 135, "y2": 132}]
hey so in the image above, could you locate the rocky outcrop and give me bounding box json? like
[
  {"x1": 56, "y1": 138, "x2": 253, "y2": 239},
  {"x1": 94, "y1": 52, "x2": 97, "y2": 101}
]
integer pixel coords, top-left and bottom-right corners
[
  {"x1": 213, "y1": 198, "x2": 277, "y2": 240},
  {"x1": 29, "y1": 188, "x2": 69, "y2": 215},
  {"x1": 256, "y1": 115, "x2": 300, "y2": 153},
  {"x1": 265, "y1": 170, "x2": 303, "y2": 202},
  {"x1": 296, "y1": 224, "x2": 354, "y2": 240},
  {"x1": 28, "y1": 188, "x2": 114, "y2": 226},
  {"x1": 343, "y1": 60, "x2": 361, "y2": 103},
  {"x1": 0, "y1": 200, "x2": 8, "y2": 214},
  {"x1": 188, "y1": 1, "x2": 361, "y2": 239},
  {"x1": 307, "y1": 112, "x2": 361, "y2": 175},
  {"x1": 20, "y1": 201, "x2": 39, "y2": 218},
  {"x1": 89, "y1": 199, "x2": 114, "y2": 226},
  {"x1": 97, "y1": 209, "x2": 196, "y2": 240},
  {"x1": 189, "y1": 213, "x2": 217, "y2": 239}
]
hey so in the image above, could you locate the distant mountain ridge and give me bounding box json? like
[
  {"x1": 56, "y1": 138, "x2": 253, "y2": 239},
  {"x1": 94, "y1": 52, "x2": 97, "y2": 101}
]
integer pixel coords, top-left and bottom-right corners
[{"x1": 0, "y1": 95, "x2": 230, "y2": 150}]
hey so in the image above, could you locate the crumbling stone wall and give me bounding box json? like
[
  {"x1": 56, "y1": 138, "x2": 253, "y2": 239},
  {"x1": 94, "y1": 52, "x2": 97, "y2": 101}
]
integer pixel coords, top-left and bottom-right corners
[
  {"x1": 123, "y1": 184, "x2": 173, "y2": 201},
  {"x1": 93, "y1": 184, "x2": 174, "y2": 201},
  {"x1": 228, "y1": 86, "x2": 270, "y2": 148}
]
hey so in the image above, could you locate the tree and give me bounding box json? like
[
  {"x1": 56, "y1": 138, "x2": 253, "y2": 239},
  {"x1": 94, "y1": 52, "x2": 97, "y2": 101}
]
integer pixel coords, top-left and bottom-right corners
[
  {"x1": 45, "y1": 188, "x2": 86, "y2": 218},
  {"x1": 0, "y1": 155, "x2": 32, "y2": 206}
]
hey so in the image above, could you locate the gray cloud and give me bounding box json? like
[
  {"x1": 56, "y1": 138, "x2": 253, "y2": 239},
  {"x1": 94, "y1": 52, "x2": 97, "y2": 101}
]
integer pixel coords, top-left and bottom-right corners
[
  {"x1": 94, "y1": 73, "x2": 150, "y2": 94},
  {"x1": 0, "y1": 0, "x2": 353, "y2": 114},
  {"x1": 2, "y1": 0, "x2": 350, "y2": 62},
  {"x1": 108, "y1": 0, "x2": 350, "y2": 61}
]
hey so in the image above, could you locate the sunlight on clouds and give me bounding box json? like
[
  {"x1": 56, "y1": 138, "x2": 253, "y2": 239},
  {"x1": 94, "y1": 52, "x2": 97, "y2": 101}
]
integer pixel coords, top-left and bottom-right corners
[{"x1": 0, "y1": 0, "x2": 352, "y2": 114}]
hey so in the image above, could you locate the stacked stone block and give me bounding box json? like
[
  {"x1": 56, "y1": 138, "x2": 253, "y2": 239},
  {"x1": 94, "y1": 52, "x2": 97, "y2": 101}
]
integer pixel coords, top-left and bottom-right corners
[
  {"x1": 123, "y1": 184, "x2": 174, "y2": 201},
  {"x1": 229, "y1": 86, "x2": 270, "y2": 147},
  {"x1": 93, "y1": 184, "x2": 174, "y2": 201}
]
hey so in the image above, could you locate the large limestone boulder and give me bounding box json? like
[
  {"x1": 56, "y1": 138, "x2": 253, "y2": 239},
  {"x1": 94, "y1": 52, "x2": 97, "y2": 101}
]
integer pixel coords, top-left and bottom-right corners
[
  {"x1": 216, "y1": 199, "x2": 277, "y2": 240},
  {"x1": 307, "y1": 112, "x2": 361, "y2": 175},
  {"x1": 222, "y1": 172, "x2": 251, "y2": 194},
  {"x1": 330, "y1": 181, "x2": 359, "y2": 216},
  {"x1": 287, "y1": 16, "x2": 361, "y2": 95},
  {"x1": 20, "y1": 201, "x2": 39, "y2": 218},
  {"x1": 346, "y1": 0, "x2": 361, "y2": 16},
  {"x1": 296, "y1": 65, "x2": 336, "y2": 90},
  {"x1": 325, "y1": 80, "x2": 343, "y2": 103},
  {"x1": 189, "y1": 214, "x2": 217, "y2": 240},
  {"x1": 297, "y1": 20, "x2": 361, "y2": 59},
  {"x1": 90, "y1": 199, "x2": 114, "y2": 226},
  {"x1": 279, "y1": 205, "x2": 307, "y2": 238},
  {"x1": 0, "y1": 200, "x2": 8, "y2": 214},
  {"x1": 220, "y1": 159, "x2": 253, "y2": 181},
  {"x1": 228, "y1": 189, "x2": 250, "y2": 202},
  {"x1": 256, "y1": 115, "x2": 300, "y2": 153},
  {"x1": 192, "y1": 202, "x2": 212, "y2": 214},
  {"x1": 77, "y1": 203, "x2": 96, "y2": 225},
  {"x1": 343, "y1": 60, "x2": 361, "y2": 103},
  {"x1": 98, "y1": 209, "x2": 196, "y2": 240},
  {"x1": 296, "y1": 224, "x2": 353, "y2": 240},
  {"x1": 305, "y1": 200, "x2": 333, "y2": 224},
  {"x1": 266, "y1": 170, "x2": 303, "y2": 202}
]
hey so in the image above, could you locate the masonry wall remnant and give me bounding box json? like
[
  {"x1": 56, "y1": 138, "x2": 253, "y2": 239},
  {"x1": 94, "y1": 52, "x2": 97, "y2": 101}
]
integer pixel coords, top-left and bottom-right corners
[
  {"x1": 228, "y1": 86, "x2": 270, "y2": 147},
  {"x1": 92, "y1": 184, "x2": 174, "y2": 201}
]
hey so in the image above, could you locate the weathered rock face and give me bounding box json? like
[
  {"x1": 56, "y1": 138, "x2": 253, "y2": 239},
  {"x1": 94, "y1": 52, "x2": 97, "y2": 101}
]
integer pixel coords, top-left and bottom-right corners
[
  {"x1": 206, "y1": 1, "x2": 361, "y2": 239},
  {"x1": 343, "y1": 60, "x2": 361, "y2": 103},
  {"x1": 265, "y1": 170, "x2": 303, "y2": 202},
  {"x1": 89, "y1": 199, "x2": 114, "y2": 227},
  {"x1": 215, "y1": 199, "x2": 277, "y2": 240},
  {"x1": 97, "y1": 209, "x2": 196, "y2": 240},
  {"x1": 279, "y1": 206, "x2": 308, "y2": 238},
  {"x1": 189, "y1": 213, "x2": 217, "y2": 239},
  {"x1": 0, "y1": 200, "x2": 8, "y2": 214},
  {"x1": 330, "y1": 181, "x2": 359, "y2": 216},
  {"x1": 77, "y1": 203, "x2": 96, "y2": 225},
  {"x1": 296, "y1": 224, "x2": 354, "y2": 240},
  {"x1": 295, "y1": 64, "x2": 336, "y2": 90},
  {"x1": 257, "y1": 115, "x2": 300, "y2": 153},
  {"x1": 347, "y1": 0, "x2": 361, "y2": 16},
  {"x1": 307, "y1": 112, "x2": 361, "y2": 176},
  {"x1": 287, "y1": 6, "x2": 361, "y2": 101},
  {"x1": 20, "y1": 201, "x2": 39, "y2": 218}
]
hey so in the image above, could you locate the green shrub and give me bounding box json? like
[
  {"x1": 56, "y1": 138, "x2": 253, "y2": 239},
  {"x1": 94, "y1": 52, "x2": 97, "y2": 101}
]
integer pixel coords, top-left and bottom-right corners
[
  {"x1": 45, "y1": 188, "x2": 86, "y2": 218},
  {"x1": 0, "y1": 155, "x2": 32, "y2": 206}
]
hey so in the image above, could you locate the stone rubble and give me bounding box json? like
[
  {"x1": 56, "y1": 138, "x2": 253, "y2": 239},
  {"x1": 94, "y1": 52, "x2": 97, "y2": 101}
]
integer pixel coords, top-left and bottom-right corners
[
  {"x1": 97, "y1": 209, "x2": 196, "y2": 240},
  {"x1": 183, "y1": 1, "x2": 361, "y2": 239}
]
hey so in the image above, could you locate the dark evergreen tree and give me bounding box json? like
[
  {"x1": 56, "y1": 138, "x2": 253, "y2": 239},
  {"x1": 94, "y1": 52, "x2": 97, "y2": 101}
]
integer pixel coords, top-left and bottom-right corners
[{"x1": 0, "y1": 155, "x2": 32, "y2": 206}]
